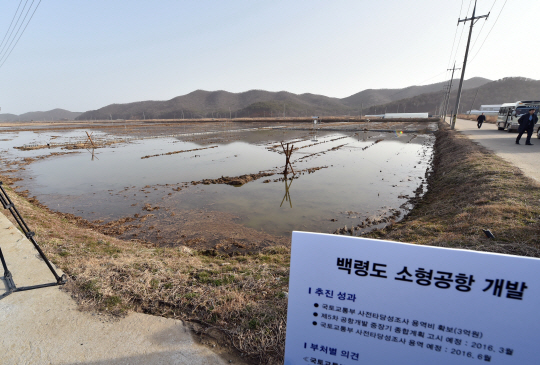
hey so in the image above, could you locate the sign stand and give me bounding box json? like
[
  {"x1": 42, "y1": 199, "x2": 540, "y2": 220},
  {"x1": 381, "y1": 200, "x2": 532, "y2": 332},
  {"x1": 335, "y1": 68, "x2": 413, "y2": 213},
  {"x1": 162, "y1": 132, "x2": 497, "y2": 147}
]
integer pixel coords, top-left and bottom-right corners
[{"x1": 0, "y1": 182, "x2": 67, "y2": 300}]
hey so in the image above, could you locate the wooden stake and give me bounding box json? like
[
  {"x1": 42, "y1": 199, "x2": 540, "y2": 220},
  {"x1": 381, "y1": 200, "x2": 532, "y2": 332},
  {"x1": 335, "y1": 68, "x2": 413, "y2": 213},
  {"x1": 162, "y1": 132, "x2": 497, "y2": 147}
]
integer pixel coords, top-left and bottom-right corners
[
  {"x1": 85, "y1": 131, "x2": 96, "y2": 148},
  {"x1": 280, "y1": 142, "x2": 295, "y2": 175}
]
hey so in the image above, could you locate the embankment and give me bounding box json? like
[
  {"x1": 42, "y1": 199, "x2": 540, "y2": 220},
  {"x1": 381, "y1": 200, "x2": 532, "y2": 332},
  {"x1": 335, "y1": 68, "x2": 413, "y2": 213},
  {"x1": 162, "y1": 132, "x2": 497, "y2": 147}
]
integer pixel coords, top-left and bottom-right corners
[{"x1": 368, "y1": 121, "x2": 540, "y2": 256}]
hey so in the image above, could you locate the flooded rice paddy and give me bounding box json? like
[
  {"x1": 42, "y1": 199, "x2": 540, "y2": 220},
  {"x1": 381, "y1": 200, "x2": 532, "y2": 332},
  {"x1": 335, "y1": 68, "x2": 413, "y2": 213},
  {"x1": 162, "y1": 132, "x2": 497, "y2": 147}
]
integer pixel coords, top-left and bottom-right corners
[{"x1": 0, "y1": 120, "x2": 436, "y2": 253}]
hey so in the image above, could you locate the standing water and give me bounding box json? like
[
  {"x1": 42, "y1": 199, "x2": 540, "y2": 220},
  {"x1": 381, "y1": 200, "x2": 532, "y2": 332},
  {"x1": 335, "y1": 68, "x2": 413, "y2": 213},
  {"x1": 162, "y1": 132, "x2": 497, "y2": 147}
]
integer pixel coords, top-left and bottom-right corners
[{"x1": 0, "y1": 122, "x2": 435, "y2": 252}]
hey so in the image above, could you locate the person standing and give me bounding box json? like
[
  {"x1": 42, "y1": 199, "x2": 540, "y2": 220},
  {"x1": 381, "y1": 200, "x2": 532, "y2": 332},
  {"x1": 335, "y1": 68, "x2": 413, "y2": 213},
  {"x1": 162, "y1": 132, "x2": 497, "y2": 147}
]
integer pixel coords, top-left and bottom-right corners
[
  {"x1": 476, "y1": 113, "x2": 486, "y2": 128},
  {"x1": 516, "y1": 108, "x2": 538, "y2": 145}
]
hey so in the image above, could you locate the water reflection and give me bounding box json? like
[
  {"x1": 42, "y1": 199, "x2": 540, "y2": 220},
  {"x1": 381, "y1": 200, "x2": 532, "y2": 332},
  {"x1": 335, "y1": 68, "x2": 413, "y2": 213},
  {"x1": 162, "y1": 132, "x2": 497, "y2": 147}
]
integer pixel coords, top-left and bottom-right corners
[
  {"x1": 310, "y1": 130, "x2": 319, "y2": 142},
  {"x1": 2, "y1": 127, "x2": 435, "y2": 238},
  {"x1": 280, "y1": 174, "x2": 294, "y2": 208},
  {"x1": 85, "y1": 148, "x2": 99, "y2": 161}
]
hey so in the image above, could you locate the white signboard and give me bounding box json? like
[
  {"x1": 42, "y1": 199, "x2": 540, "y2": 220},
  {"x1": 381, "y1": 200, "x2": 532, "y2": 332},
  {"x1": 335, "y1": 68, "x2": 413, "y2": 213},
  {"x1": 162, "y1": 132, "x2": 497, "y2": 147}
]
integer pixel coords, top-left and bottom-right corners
[{"x1": 284, "y1": 232, "x2": 540, "y2": 365}]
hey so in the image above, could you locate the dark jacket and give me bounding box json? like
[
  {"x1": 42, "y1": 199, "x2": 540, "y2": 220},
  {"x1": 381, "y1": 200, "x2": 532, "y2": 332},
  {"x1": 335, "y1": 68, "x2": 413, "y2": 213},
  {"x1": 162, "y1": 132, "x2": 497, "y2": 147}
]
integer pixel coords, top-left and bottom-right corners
[
  {"x1": 518, "y1": 113, "x2": 538, "y2": 129},
  {"x1": 477, "y1": 115, "x2": 486, "y2": 122}
]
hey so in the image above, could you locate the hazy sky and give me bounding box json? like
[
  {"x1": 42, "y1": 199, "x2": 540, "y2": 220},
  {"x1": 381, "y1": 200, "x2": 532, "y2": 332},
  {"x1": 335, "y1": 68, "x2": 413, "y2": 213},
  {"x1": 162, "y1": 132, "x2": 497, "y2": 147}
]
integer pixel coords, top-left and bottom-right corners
[{"x1": 0, "y1": 0, "x2": 538, "y2": 114}]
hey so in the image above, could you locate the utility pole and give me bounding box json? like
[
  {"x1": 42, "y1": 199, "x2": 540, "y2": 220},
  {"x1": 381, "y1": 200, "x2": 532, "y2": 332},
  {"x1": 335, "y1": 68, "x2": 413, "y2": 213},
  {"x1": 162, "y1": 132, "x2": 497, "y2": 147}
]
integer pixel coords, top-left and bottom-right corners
[
  {"x1": 443, "y1": 63, "x2": 460, "y2": 123},
  {"x1": 451, "y1": 0, "x2": 489, "y2": 129},
  {"x1": 468, "y1": 88, "x2": 480, "y2": 115},
  {"x1": 440, "y1": 85, "x2": 449, "y2": 118}
]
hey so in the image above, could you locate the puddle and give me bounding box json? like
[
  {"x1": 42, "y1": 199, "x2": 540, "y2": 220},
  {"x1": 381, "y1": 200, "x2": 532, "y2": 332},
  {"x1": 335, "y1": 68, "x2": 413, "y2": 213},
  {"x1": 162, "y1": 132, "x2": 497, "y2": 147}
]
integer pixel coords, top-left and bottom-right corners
[{"x1": 0, "y1": 123, "x2": 435, "y2": 250}]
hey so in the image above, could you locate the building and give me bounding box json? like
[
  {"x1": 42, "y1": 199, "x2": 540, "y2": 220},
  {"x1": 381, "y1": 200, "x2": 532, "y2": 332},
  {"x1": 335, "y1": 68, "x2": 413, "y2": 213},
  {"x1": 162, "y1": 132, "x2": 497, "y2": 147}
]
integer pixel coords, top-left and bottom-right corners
[
  {"x1": 466, "y1": 104, "x2": 502, "y2": 115},
  {"x1": 382, "y1": 113, "x2": 429, "y2": 119}
]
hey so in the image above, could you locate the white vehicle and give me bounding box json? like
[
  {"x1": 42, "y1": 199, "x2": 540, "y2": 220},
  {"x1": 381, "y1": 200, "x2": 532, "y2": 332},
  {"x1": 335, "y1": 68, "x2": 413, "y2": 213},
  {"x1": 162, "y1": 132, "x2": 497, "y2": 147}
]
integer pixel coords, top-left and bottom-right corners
[{"x1": 497, "y1": 101, "x2": 540, "y2": 132}]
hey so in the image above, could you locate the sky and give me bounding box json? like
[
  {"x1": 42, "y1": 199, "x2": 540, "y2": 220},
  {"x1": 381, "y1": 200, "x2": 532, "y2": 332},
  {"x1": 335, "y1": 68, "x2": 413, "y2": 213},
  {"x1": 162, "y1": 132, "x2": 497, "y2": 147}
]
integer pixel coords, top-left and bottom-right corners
[{"x1": 0, "y1": 0, "x2": 538, "y2": 115}]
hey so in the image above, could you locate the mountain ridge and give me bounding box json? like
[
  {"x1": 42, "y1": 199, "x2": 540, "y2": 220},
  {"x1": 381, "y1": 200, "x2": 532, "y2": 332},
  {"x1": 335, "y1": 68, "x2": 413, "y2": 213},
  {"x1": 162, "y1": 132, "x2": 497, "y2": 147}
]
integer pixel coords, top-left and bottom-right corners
[
  {"x1": 4, "y1": 76, "x2": 537, "y2": 121},
  {"x1": 75, "y1": 77, "x2": 493, "y2": 120},
  {"x1": 362, "y1": 77, "x2": 540, "y2": 116},
  {"x1": 0, "y1": 108, "x2": 82, "y2": 122}
]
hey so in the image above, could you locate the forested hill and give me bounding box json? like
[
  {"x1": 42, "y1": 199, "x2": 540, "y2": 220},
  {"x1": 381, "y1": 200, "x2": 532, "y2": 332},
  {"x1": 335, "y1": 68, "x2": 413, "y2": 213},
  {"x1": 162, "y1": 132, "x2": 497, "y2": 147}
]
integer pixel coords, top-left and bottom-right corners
[
  {"x1": 75, "y1": 77, "x2": 493, "y2": 120},
  {"x1": 340, "y1": 77, "x2": 490, "y2": 109},
  {"x1": 73, "y1": 77, "x2": 539, "y2": 120},
  {"x1": 361, "y1": 77, "x2": 540, "y2": 116}
]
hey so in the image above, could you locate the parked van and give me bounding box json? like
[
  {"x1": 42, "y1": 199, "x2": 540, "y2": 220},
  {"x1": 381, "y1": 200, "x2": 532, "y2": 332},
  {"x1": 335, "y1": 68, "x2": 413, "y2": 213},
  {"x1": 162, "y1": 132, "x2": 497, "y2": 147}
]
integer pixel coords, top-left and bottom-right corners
[{"x1": 497, "y1": 101, "x2": 540, "y2": 132}]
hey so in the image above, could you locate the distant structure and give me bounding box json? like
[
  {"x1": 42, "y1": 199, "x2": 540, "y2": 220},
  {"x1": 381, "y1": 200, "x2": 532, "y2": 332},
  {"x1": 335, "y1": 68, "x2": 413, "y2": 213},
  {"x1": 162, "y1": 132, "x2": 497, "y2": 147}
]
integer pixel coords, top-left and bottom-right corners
[
  {"x1": 382, "y1": 113, "x2": 429, "y2": 119},
  {"x1": 466, "y1": 104, "x2": 501, "y2": 115}
]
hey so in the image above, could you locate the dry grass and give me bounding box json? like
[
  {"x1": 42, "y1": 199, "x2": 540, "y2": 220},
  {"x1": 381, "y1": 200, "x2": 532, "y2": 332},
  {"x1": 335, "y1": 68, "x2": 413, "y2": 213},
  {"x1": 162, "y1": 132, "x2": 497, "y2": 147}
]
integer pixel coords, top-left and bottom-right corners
[
  {"x1": 367, "y1": 121, "x2": 540, "y2": 256},
  {"x1": 457, "y1": 114, "x2": 498, "y2": 123},
  {"x1": 0, "y1": 185, "x2": 290, "y2": 364}
]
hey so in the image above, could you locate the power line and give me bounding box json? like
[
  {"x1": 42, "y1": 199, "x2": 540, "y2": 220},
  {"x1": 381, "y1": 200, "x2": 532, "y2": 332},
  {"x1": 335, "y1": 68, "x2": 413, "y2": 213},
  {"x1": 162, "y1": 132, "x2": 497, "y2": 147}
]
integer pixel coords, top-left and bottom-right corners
[
  {"x1": 443, "y1": 63, "x2": 460, "y2": 120},
  {"x1": 450, "y1": 0, "x2": 489, "y2": 130},
  {"x1": 0, "y1": 0, "x2": 24, "y2": 51},
  {"x1": 0, "y1": 0, "x2": 36, "y2": 63},
  {"x1": 469, "y1": 0, "x2": 498, "y2": 53},
  {"x1": 445, "y1": 29, "x2": 459, "y2": 73},
  {"x1": 450, "y1": 0, "x2": 474, "y2": 67},
  {"x1": 0, "y1": 0, "x2": 41, "y2": 70},
  {"x1": 386, "y1": 70, "x2": 449, "y2": 99},
  {"x1": 446, "y1": 0, "x2": 465, "y2": 71},
  {"x1": 469, "y1": 0, "x2": 508, "y2": 64},
  {"x1": 0, "y1": 0, "x2": 31, "y2": 59},
  {"x1": 416, "y1": 71, "x2": 448, "y2": 85}
]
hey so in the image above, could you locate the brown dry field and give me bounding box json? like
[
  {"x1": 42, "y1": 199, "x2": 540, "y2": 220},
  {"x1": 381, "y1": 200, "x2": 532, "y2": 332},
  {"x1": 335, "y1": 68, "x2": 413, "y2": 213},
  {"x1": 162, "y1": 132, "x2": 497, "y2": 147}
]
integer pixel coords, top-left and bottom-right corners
[
  {"x1": 456, "y1": 113, "x2": 498, "y2": 123},
  {"x1": 1, "y1": 119, "x2": 539, "y2": 363},
  {"x1": 0, "y1": 116, "x2": 382, "y2": 129}
]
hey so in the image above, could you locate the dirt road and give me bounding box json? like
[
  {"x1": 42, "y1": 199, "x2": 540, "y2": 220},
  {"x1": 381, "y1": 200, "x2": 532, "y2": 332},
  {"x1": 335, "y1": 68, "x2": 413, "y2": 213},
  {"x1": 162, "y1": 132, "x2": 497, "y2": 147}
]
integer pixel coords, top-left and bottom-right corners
[{"x1": 449, "y1": 118, "x2": 540, "y2": 182}]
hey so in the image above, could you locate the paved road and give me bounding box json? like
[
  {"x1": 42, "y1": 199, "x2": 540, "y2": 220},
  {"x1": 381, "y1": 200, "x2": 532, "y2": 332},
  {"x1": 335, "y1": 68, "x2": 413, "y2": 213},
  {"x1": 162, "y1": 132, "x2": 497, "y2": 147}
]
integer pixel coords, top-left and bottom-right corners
[
  {"x1": 0, "y1": 212, "x2": 242, "y2": 365},
  {"x1": 448, "y1": 118, "x2": 540, "y2": 182}
]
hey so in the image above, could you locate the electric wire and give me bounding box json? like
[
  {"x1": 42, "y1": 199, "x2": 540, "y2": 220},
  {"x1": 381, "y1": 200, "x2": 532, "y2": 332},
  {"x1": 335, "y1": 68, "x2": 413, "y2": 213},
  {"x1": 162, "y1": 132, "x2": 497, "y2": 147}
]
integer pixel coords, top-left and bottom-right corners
[
  {"x1": 443, "y1": 0, "x2": 472, "y2": 115},
  {"x1": 0, "y1": 0, "x2": 41, "y2": 70},
  {"x1": 0, "y1": 0, "x2": 24, "y2": 51},
  {"x1": 416, "y1": 71, "x2": 449, "y2": 86},
  {"x1": 445, "y1": 0, "x2": 464, "y2": 71},
  {"x1": 444, "y1": 0, "x2": 467, "y2": 93},
  {"x1": 451, "y1": 0, "x2": 474, "y2": 68},
  {"x1": 0, "y1": 0, "x2": 31, "y2": 59},
  {"x1": 387, "y1": 71, "x2": 449, "y2": 99},
  {"x1": 389, "y1": 1, "x2": 473, "y2": 103},
  {"x1": 469, "y1": 0, "x2": 508, "y2": 64},
  {"x1": 469, "y1": 0, "x2": 498, "y2": 54},
  {"x1": 0, "y1": 0, "x2": 36, "y2": 63}
]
